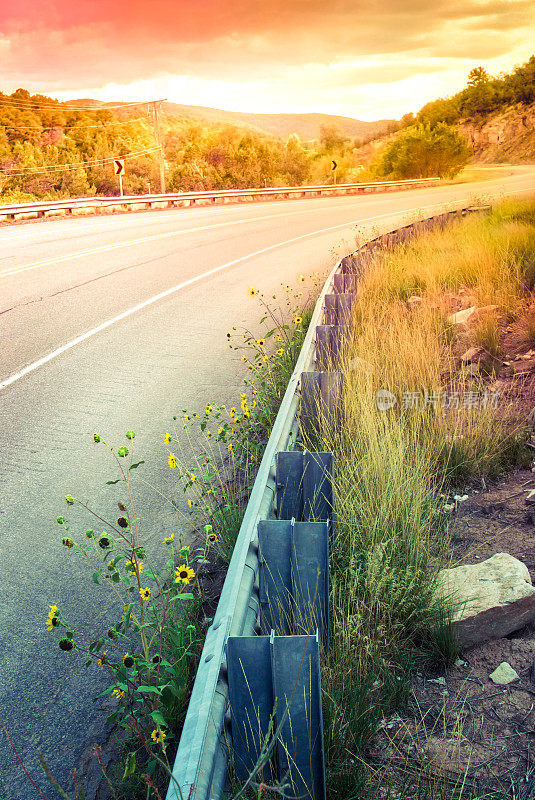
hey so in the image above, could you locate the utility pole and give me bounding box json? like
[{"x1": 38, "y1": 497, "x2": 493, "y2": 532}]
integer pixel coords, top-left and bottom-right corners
[{"x1": 151, "y1": 100, "x2": 166, "y2": 194}]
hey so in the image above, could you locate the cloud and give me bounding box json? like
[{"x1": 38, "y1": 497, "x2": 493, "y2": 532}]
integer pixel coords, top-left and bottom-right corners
[{"x1": 1, "y1": 0, "x2": 533, "y2": 117}]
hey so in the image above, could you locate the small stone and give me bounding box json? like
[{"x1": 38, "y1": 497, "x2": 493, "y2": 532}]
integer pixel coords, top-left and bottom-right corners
[
  {"x1": 454, "y1": 658, "x2": 468, "y2": 668},
  {"x1": 525, "y1": 490, "x2": 535, "y2": 506},
  {"x1": 489, "y1": 662, "x2": 519, "y2": 685},
  {"x1": 435, "y1": 553, "x2": 535, "y2": 647},
  {"x1": 428, "y1": 676, "x2": 447, "y2": 686},
  {"x1": 453, "y1": 494, "x2": 469, "y2": 503},
  {"x1": 407, "y1": 295, "x2": 422, "y2": 307},
  {"x1": 450, "y1": 306, "x2": 476, "y2": 326},
  {"x1": 461, "y1": 347, "x2": 483, "y2": 364},
  {"x1": 530, "y1": 659, "x2": 535, "y2": 684}
]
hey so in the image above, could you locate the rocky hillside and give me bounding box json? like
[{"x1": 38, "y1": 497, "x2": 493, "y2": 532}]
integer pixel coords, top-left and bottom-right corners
[{"x1": 459, "y1": 102, "x2": 535, "y2": 163}]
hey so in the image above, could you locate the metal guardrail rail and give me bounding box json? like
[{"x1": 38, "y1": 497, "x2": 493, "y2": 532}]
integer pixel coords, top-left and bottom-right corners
[
  {"x1": 165, "y1": 200, "x2": 474, "y2": 800},
  {"x1": 0, "y1": 178, "x2": 440, "y2": 220}
]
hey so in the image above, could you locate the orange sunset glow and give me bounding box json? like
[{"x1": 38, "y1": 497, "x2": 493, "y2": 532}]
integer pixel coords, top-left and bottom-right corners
[{"x1": 1, "y1": 0, "x2": 534, "y2": 119}]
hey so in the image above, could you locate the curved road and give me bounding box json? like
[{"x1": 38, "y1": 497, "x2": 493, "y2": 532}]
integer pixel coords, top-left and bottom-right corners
[{"x1": 1, "y1": 169, "x2": 534, "y2": 799}]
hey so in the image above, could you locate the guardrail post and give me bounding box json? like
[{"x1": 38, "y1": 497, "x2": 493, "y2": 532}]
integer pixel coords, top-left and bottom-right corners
[
  {"x1": 275, "y1": 451, "x2": 334, "y2": 523},
  {"x1": 323, "y1": 292, "x2": 353, "y2": 325},
  {"x1": 300, "y1": 372, "x2": 343, "y2": 441},
  {"x1": 227, "y1": 632, "x2": 326, "y2": 800},
  {"x1": 333, "y1": 272, "x2": 359, "y2": 292},
  {"x1": 315, "y1": 324, "x2": 350, "y2": 371},
  {"x1": 258, "y1": 519, "x2": 329, "y2": 641}
]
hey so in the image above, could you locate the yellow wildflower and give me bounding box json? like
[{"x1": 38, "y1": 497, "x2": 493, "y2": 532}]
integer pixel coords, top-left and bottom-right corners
[
  {"x1": 112, "y1": 688, "x2": 125, "y2": 700},
  {"x1": 293, "y1": 315, "x2": 303, "y2": 325},
  {"x1": 139, "y1": 587, "x2": 151, "y2": 601},
  {"x1": 175, "y1": 564, "x2": 195, "y2": 585},
  {"x1": 151, "y1": 729, "x2": 166, "y2": 745},
  {"x1": 97, "y1": 650, "x2": 108, "y2": 668},
  {"x1": 168, "y1": 453, "x2": 176, "y2": 469},
  {"x1": 276, "y1": 348, "x2": 284, "y2": 356},
  {"x1": 164, "y1": 432, "x2": 171, "y2": 444},
  {"x1": 256, "y1": 338, "x2": 265, "y2": 348},
  {"x1": 247, "y1": 286, "x2": 258, "y2": 297}
]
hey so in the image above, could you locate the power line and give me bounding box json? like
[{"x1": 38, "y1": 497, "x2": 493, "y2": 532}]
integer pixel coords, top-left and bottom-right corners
[
  {"x1": 0, "y1": 117, "x2": 147, "y2": 131},
  {"x1": 2, "y1": 147, "x2": 161, "y2": 176},
  {"x1": 0, "y1": 97, "x2": 164, "y2": 111}
]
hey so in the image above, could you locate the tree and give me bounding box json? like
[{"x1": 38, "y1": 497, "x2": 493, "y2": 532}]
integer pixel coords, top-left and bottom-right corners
[
  {"x1": 319, "y1": 125, "x2": 348, "y2": 154},
  {"x1": 374, "y1": 123, "x2": 470, "y2": 180}
]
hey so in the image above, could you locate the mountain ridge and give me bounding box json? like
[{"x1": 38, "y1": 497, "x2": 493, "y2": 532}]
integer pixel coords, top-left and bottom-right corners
[{"x1": 66, "y1": 98, "x2": 394, "y2": 141}]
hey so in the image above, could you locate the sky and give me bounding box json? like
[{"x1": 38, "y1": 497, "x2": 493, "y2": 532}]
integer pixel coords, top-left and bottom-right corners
[{"x1": 1, "y1": 0, "x2": 534, "y2": 121}]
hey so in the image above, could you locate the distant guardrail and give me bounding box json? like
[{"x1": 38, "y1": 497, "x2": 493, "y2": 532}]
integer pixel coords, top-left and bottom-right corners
[
  {"x1": 165, "y1": 202, "x2": 477, "y2": 800},
  {"x1": 0, "y1": 178, "x2": 440, "y2": 221}
]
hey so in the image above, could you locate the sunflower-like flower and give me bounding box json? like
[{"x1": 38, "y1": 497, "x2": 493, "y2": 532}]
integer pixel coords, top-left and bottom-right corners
[
  {"x1": 293, "y1": 315, "x2": 303, "y2": 325},
  {"x1": 123, "y1": 652, "x2": 135, "y2": 668},
  {"x1": 276, "y1": 348, "x2": 284, "y2": 356},
  {"x1": 151, "y1": 728, "x2": 166, "y2": 744},
  {"x1": 168, "y1": 453, "x2": 176, "y2": 469},
  {"x1": 46, "y1": 605, "x2": 59, "y2": 631},
  {"x1": 175, "y1": 564, "x2": 195, "y2": 585},
  {"x1": 207, "y1": 532, "x2": 218, "y2": 545},
  {"x1": 112, "y1": 688, "x2": 125, "y2": 700},
  {"x1": 97, "y1": 650, "x2": 108, "y2": 668},
  {"x1": 163, "y1": 533, "x2": 174, "y2": 545},
  {"x1": 139, "y1": 587, "x2": 151, "y2": 601},
  {"x1": 247, "y1": 286, "x2": 258, "y2": 297},
  {"x1": 164, "y1": 432, "x2": 172, "y2": 444},
  {"x1": 256, "y1": 338, "x2": 265, "y2": 348}
]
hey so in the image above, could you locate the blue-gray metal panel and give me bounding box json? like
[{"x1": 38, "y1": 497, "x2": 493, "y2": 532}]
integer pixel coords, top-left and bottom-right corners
[
  {"x1": 290, "y1": 522, "x2": 329, "y2": 643},
  {"x1": 303, "y1": 452, "x2": 334, "y2": 524},
  {"x1": 276, "y1": 451, "x2": 304, "y2": 520},
  {"x1": 271, "y1": 633, "x2": 326, "y2": 800},
  {"x1": 227, "y1": 636, "x2": 275, "y2": 783},
  {"x1": 258, "y1": 520, "x2": 293, "y2": 634}
]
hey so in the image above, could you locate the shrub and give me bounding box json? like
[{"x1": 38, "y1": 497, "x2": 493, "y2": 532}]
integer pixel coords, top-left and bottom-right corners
[{"x1": 374, "y1": 123, "x2": 470, "y2": 180}]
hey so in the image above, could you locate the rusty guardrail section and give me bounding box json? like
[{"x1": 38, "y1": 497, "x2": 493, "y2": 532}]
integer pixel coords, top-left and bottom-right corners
[
  {"x1": 165, "y1": 200, "x2": 479, "y2": 800},
  {"x1": 0, "y1": 178, "x2": 440, "y2": 221}
]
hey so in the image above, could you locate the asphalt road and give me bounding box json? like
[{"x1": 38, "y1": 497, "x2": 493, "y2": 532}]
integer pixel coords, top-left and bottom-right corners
[{"x1": 1, "y1": 169, "x2": 534, "y2": 800}]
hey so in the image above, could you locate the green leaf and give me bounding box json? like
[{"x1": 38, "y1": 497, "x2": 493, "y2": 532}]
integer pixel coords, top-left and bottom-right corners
[
  {"x1": 129, "y1": 461, "x2": 145, "y2": 471},
  {"x1": 92, "y1": 571, "x2": 101, "y2": 585},
  {"x1": 150, "y1": 709, "x2": 167, "y2": 726},
  {"x1": 106, "y1": 712, "x2": 119, "y2": 725},
  {"x1": 122, "y1": 752, "x2": 136, "y2": 781},
  {"x1": 106, "y1": 479, "x2": 121, "y2": 485}
]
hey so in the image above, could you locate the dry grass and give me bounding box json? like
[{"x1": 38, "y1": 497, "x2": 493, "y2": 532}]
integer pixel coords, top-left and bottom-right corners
[{"x1": 314, "y1": 200, "x2": 535, "y2": 799}]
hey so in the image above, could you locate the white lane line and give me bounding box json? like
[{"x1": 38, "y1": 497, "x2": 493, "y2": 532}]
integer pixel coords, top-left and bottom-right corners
[
  {"x1": 0, "y1": 197, "x2": 352, "y2": 244},
  {"x1": 1, "y1": 209, "x2": 330, "y2": 278},
  {"x1": 0, "y1": 205, "x2": 431, "y2": 391},
  {"x1": 3, "y1": 188, "x2": 534, "y2": 392}
]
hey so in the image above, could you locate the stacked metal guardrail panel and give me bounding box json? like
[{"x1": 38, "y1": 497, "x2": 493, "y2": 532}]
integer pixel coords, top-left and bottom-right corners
[
  {"x1": 0, "y1": 178, "x2": 439, "y2": 220},
  {"x1": 166, "y1": 204, "x2": 474, "y2": 800}
]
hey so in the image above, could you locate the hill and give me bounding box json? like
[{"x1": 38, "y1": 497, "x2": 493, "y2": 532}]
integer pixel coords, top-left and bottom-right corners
[{"x1": 157, "y1": 103, "x2": 393, "y2": 141}]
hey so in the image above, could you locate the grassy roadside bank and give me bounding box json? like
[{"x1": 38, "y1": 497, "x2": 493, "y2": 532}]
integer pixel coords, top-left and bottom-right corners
[
  {"x1": 317, "y1": 199, "x2": 535, "y2": 798},
  {"x1": 37, "y1": 281, "x2": 322, "y2": 800}
]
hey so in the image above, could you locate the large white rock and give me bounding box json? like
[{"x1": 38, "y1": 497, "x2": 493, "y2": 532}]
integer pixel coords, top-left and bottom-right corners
[{"x1": 436, "y1": 553, "x2": 535, "y2": 647}]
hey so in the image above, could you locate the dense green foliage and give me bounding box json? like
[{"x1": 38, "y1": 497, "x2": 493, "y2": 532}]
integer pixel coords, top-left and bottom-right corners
[
  {"x1": 374, "y1": 122, "x2": 470, "y2": 179},
  {"x1": 0, "y1": 91, "x2": 367, "y2": 200},
  {"x1": 416, "y1": 56, "x2": 535, "y2": 127}
]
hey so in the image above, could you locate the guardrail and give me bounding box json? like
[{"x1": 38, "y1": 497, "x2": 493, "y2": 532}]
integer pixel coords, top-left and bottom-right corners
[
  {"x1": 165, "y1": 201, "x2": 476, "y2": 800},
  {"x1": 0, "y1": 178, "x2": 440, "y2": 221}
]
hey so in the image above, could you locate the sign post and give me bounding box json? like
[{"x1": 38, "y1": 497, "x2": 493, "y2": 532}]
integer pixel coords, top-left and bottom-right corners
[
  {"x1": 114, "y1": 159, "x2": 125, "y2": 196},
  {"x1": 331, "y1": 160, "x2": 338, "y2": 185}
]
